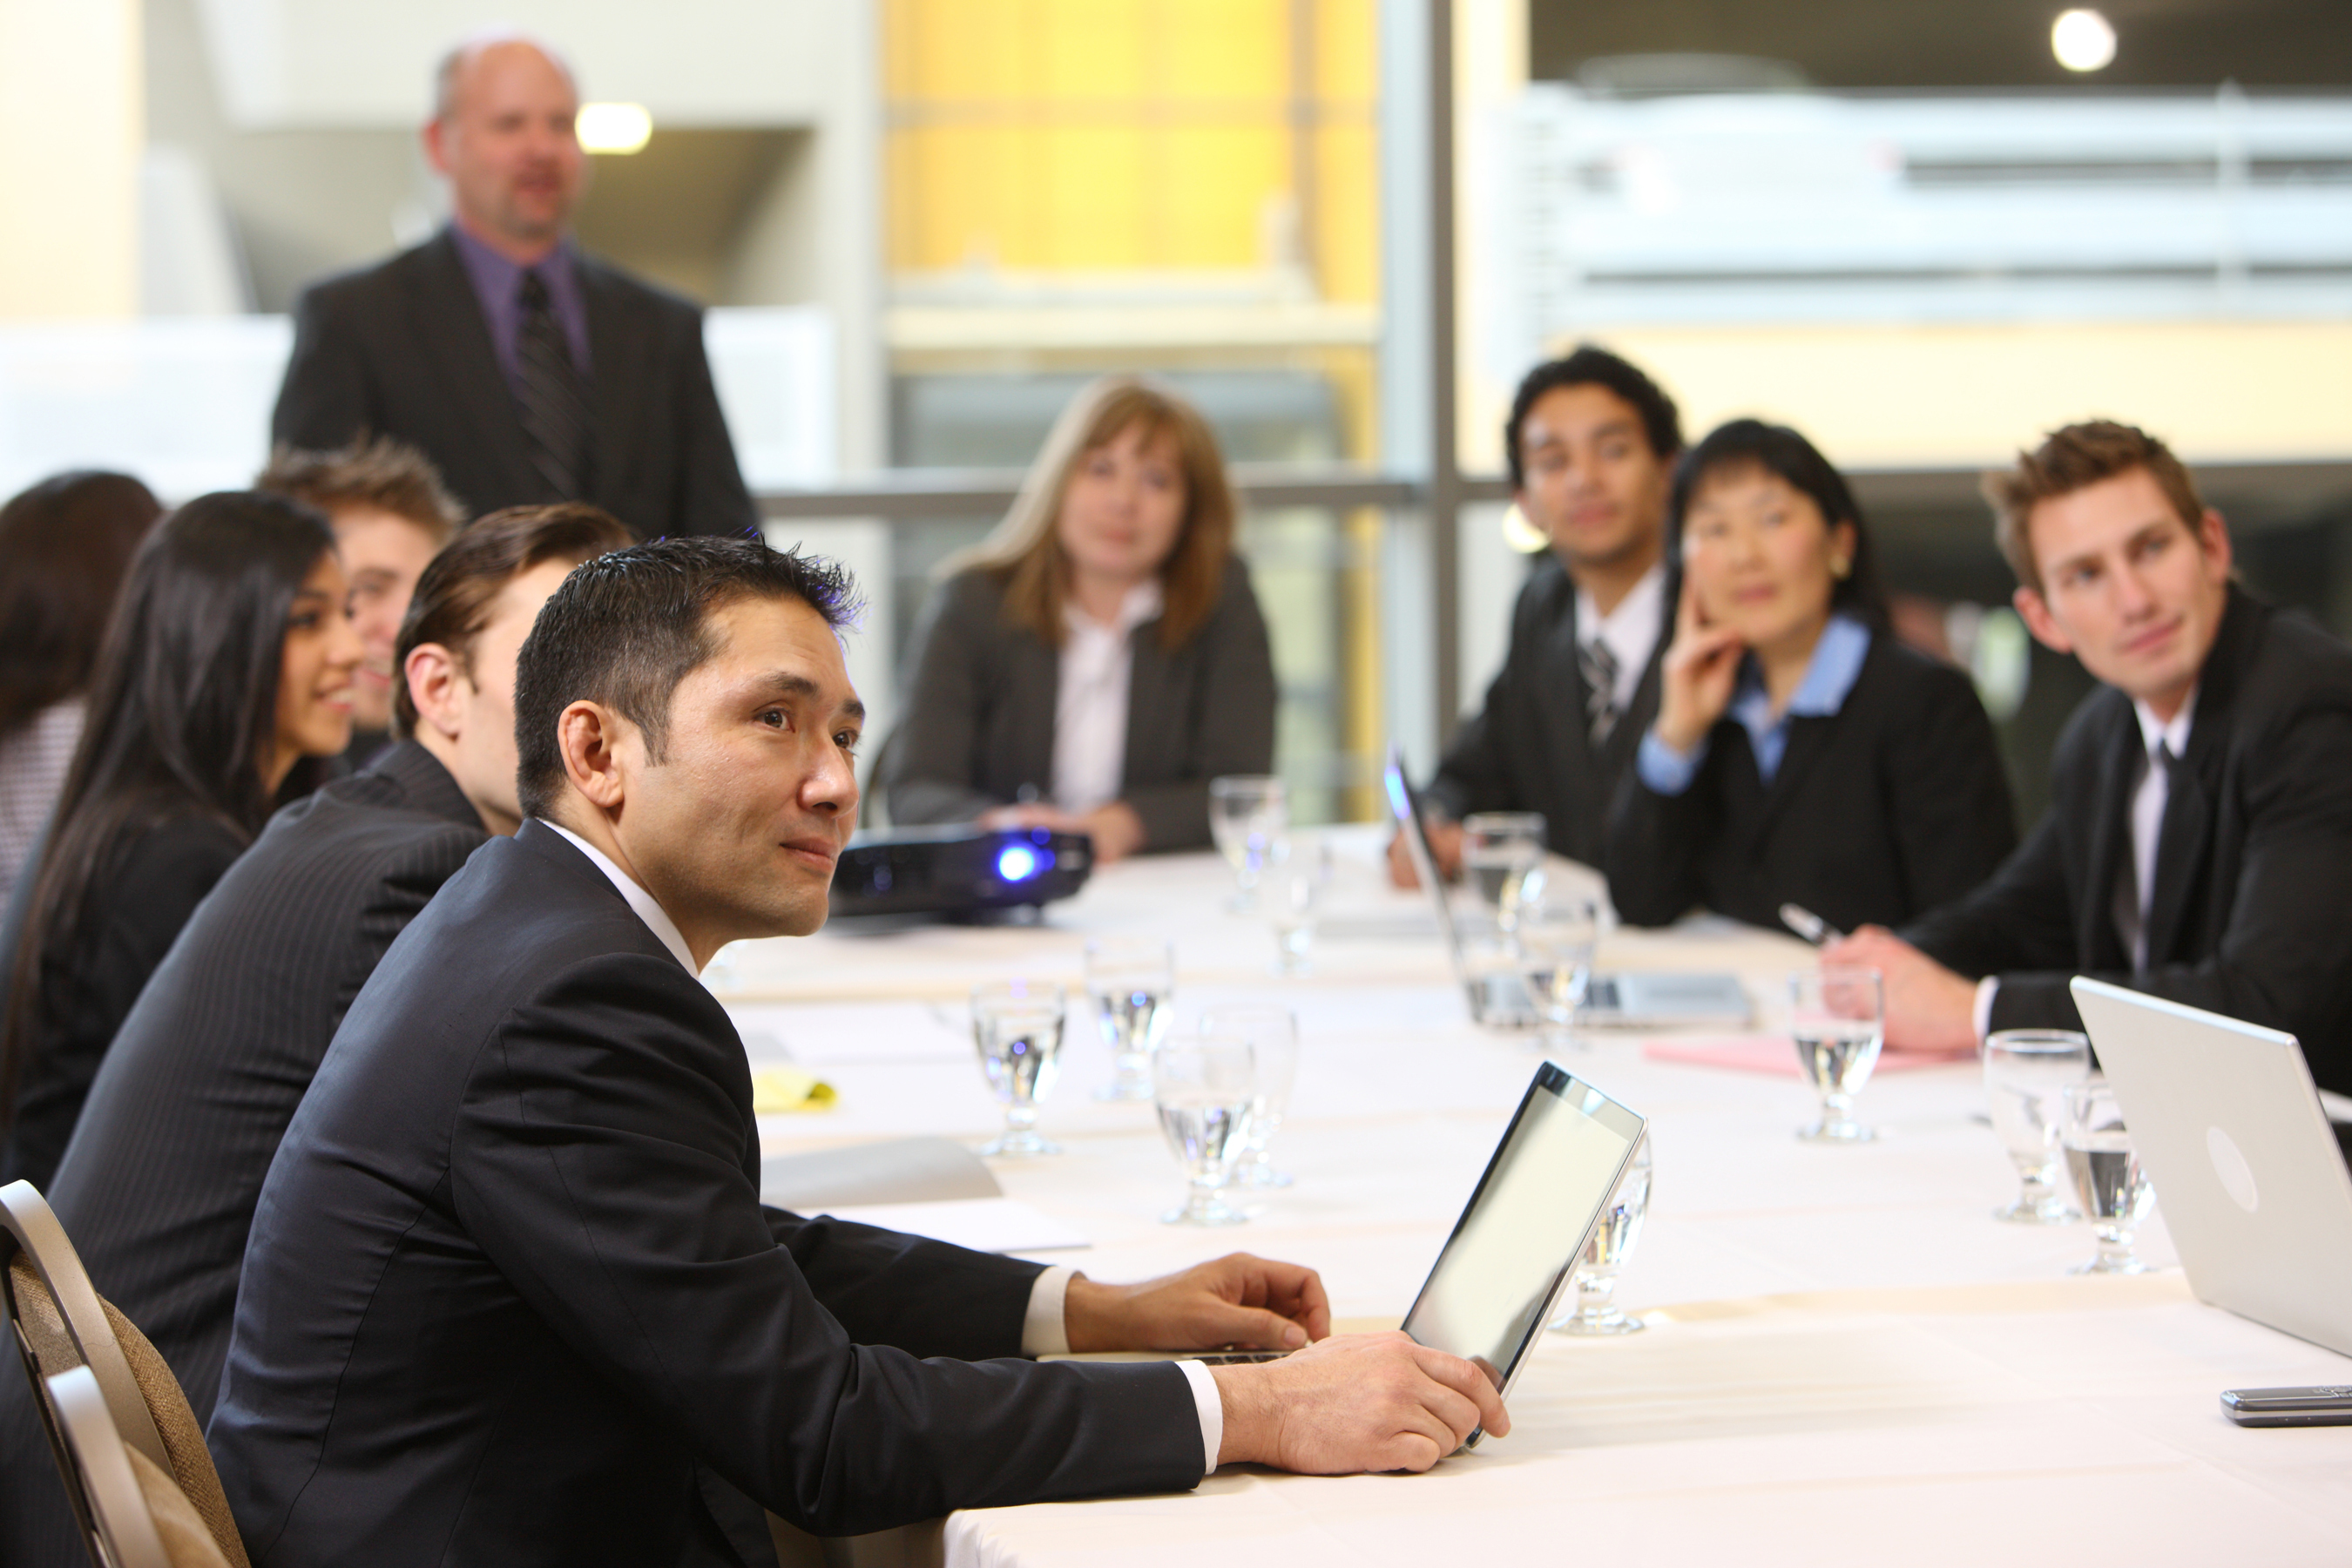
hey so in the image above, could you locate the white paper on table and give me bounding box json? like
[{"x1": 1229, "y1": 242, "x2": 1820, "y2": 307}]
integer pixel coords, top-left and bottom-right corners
[{"x1": 816, "y1": 1196, "x2": 1091, "y2": 1254}]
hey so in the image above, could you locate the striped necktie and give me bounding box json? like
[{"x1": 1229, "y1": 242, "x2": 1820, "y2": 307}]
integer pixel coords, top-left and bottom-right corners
[
  {"x1": 516, "y1": 269, "x2": 591, "y2": 498},
  {"x1": 1579, "y1": 637, "x2": 1620, "y2": 745}
]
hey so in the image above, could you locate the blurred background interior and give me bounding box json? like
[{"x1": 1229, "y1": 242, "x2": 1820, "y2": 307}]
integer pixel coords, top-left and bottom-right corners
[{"x1": 2, "y1": 0, "x2": 2345, "y2": 832}]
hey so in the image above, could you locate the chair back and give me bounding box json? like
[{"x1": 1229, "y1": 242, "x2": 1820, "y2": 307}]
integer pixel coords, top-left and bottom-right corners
[
  {"x1": 2, "y1": 1180, "x2": 252, "y2": 1568},
  {"x1": 47, "y1": 1363, "x2": 233, "y2": 1568}
]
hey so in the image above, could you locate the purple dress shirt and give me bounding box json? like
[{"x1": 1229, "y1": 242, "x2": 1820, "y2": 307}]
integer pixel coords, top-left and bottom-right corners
[{"x1": 447, "y1": 223, "x2": 593, "y2": 397}]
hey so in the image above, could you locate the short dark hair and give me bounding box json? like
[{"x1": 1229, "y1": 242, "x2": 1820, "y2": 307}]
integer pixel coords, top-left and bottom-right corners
[
  {"x1": 257, "y1": 436, "x2": 464, "y2": 544},
  {"x1": 512, "y1": 535, "x2": 861, "y2": 820},
  {"x1": 392, "y1": 503, "x2": 634, "y2": 736},
  {"x1": 1668, "y1": 418, "x2": 1889, "y2": 630},
  {"x1": 1504, "y1": 345, "x2": 1683, "y2": 489},
  {"x1": 1984, "y1": 420, "x2": 2206, "y2": 594}
]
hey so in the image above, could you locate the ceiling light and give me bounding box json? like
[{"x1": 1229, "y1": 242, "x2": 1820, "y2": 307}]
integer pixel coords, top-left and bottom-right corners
[
  {"x1": 2051, "y1": 10, "x2": 2117, "y2": 73},
  {"x1": 576, "y1": 103, "x2": 652, "y2": 155}
]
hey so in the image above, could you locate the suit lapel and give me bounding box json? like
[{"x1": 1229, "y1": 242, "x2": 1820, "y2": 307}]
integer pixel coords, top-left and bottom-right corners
[
  {"x1": 2078, "y1": 706, "x2": 2142, "y2": 971},
  {"x1": 2142, "y1": 588, "x2": 2255, "y2": 964},
  {"x1": 408, "y1": 233, "x2": 537, "y2": 498}
]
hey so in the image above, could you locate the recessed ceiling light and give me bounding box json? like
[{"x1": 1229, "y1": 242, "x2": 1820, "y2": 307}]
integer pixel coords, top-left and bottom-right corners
[
  {"x1": 576, "y1": 103, "x2": 652, "y2": 155},
  {"x1": 2051, "y1": 10, "x2": 2117, "y2": 73}
]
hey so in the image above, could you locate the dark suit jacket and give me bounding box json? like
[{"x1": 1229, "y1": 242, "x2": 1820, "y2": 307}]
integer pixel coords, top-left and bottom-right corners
[
  {"x1": 272, "y1": 229, "x2": 756, "y2": 539},
  {"x1": 0, "y1": 746, "x2": 485, "y2": 1567},
  {"x1": 209, "y1": 821, "x2": 1202, "y2": 1566},
  {"x1": 0, "y1": 812, "x2": 245, "y2": 1190},
  {"x1": 882, "y1": 563, "x2": 1277, "y2": 852},
  {"x1": 1425, "y1": 558, "x2": 1666, "y2": 868},
  {"x1": 1605, "y1": 632, "x2": 2017, "y2": 935},
  {"x1": 1903, "y1": 588, "x2": 2352, "y2": 1092}
]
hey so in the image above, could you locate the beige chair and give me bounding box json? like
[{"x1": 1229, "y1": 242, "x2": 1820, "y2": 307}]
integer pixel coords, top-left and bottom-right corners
[
  {"x1": 2, "y1": 1179, "x2": 250, "y2": 1568},
  {"x1": 45, "y1": 1363, "x2": 233, "y2": 1568}
]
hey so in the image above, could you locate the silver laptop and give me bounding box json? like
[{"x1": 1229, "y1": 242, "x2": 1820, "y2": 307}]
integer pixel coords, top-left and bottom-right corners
[
  {"x1": 2071, "y1": 977, "x2": 2352, "y2": 1360},
  {"x1": 1381, "y1": 747, "x2": 1749, "y2": 1030}
]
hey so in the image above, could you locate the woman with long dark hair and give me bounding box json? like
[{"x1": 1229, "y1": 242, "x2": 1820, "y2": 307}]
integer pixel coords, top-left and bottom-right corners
[
  {"x1": 0, "y1": 491, "x2": 362, "y2": 1187},
  {"x1": 0, "y1": 471, "x2": 164, "y2": 905},
  {"x1": 1604, "y1": 419, "x2": 2017, "y2": 934}
]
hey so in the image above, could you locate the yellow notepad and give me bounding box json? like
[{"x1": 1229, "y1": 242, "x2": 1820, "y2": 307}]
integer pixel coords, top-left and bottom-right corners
[{"x1": 750, "y1": 1066, "x2": 837, "y2": 1113}]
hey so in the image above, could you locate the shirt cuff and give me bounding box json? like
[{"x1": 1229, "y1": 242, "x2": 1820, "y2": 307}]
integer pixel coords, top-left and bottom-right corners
[
  {"x1": 1972, "y1": 976, "x2": 1999, "y2": 1045},
  {"x1": 1019, "y1": 1266, "x2": 1075, "y2": 1357},
  {"x1": 1635, "y1": 727, "x2": 1707, "y2": 796},
  {"x1": 1174, "y1": 1358, "x2": 1224, "y2": 1477}
]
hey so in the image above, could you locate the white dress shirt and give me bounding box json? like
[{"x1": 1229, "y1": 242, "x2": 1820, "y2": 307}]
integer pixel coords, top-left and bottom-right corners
[
  {"x1": 541, "y1": 817, "x2": 1224, "y2": 1471},
  {"x1": 1051, "y1": 579, "x2": 1165, "y2": 815},
  {"x1": 1572, "y1": 564, "x2": 1666, "y2": 720}
]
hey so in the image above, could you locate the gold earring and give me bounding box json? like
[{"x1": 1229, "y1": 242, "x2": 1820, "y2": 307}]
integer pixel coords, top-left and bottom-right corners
[{"x1": 1830, "y1": 557, "x2": 1852, "y2": 580}]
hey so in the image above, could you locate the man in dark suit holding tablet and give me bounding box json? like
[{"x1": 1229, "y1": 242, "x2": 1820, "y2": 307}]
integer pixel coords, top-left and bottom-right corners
[{"x1": 210, "y1": 537, "x2": 1505, "y2": 1566}]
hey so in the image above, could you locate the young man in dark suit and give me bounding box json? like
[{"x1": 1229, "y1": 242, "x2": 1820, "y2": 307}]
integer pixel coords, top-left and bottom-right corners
[
  {"x1": 0, "y1": 504, "x2": 633, "y2": 1566},
  {"x1": 211, "y1": 536, "x2": 1506, "y2": 1566},
  {"x1": 1831, "y1": 422, "x2": 2352, "y2": 1094},
  {"x1": 271, "y1": 37, "x2": 757, "y2": 539},
  {"x1": 1390, "y1": 345, "x2": 1682, "y2": 882}
]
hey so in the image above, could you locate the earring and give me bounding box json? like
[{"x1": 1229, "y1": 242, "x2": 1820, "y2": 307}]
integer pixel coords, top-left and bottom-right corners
[{"x1": 1830, "y1": 557, "x2": 1852, "y2": 580}]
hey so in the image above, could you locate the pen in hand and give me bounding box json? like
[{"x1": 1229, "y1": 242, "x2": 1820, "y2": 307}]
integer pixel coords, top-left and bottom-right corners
[{"x1": 1779, "y1": 902, "x2": 1843, "y2": 946}]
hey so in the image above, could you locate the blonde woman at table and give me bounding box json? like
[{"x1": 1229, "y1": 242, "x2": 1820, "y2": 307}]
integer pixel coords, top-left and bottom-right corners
[
  {"x1": 882, "y1": 377, "x2": 1276, "y2": 862},
  {"x1": 1604, "y1": 419, "x2": 2017, "y2": 935}
]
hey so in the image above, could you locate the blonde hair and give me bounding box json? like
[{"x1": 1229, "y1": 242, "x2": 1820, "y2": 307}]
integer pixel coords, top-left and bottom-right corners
[{"x1": 943, "y1": 377, "x2": 1237, "y2": 650}]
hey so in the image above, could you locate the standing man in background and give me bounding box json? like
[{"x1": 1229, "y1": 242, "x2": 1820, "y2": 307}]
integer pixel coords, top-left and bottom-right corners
[
  {"x1": 1391, "y1": 345, "x2": 1683, "y2": 882},
  {"x1": 259, "y1": 436, "x2": 464, "y2": 768},
  {"x1": 272, "y1": 34, "x2": 758, "y2": 540}
]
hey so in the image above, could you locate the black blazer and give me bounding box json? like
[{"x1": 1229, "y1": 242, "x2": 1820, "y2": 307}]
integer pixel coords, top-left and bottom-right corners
[
  {"x1": 0, "y1": 746, "x2": 485, "y2": 1568},
  {"x1": 209, "y1": 822, "x2": 1202, "y2": 1565},
  {"x1": 0, "y1": 811, "x2": 244, "y2": 1190},
  {"x1": 1904, "y1": 588, "x2": 2352, "y2": 1092},
  {"x1": 272, "y1": 229, "x2": 756, "y2": 539},
  {"x1": 1605, "y1": 632, "x2": 2017, "y2": 935},
  {"x1": 882, "y1": 563, "x2": 1277, "y2": 851},
  {"x1": 1425, "y1": 558, "x2": 1666, "y2": 868}
]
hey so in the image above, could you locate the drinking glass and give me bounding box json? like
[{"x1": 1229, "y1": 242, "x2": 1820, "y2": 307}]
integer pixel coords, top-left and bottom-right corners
[
  {"x1": 1463, "y1": 812, "x2": 1547, "y2": 940},
  {"x1": 1264, "y1": 835, "x2": 1328, "y2": 977},
  {"x1": 970, "y1": 981, "x2": 1065, "y2": 1157},
  {"x1": 1984, "y1": 1030, "x2": 2092, "y2": 1224},
  {"x1": 1208, "y1": 775, "x2": 1288, "y2": 913},
  {"x1": 1152, "y1": 1033, "x2": 1258, "y2": 1226},
  {"x1": 1788, "y1": 966, "x2": 1885, "y2": 1143},
  {"x1": 1552, "y1": 1134, "x2": 1652, "y2": 1335},
  {"x1": 1085, "y1": 936, "x2": 1173, "y2": 1101},
  {"x1": 1517, "y1": 896, "x2": 1600, "y2": 1052},
  {"x1": 2062, "y1": 1081, "x2": 2154, "y2": 1274},
  {"x1": 1203, "y1": 1004, "x2": 1299, "y2": 1190}
]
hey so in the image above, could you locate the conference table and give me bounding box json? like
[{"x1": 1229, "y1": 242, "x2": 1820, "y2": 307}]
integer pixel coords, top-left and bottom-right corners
[{"x1": 713, "y1": 828, "x2": 2352, "y2": 1567}]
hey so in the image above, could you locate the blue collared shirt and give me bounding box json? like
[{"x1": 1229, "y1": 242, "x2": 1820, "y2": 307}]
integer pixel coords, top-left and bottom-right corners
[
  {"x1": 447, "y1": 222, "x2": 593, "y2": 397},
  {"x1": 1637, "y1": 613, "x2": 1875, "y2": 794}
]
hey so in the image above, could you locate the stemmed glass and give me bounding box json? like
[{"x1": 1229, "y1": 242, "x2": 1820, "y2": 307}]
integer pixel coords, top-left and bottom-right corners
[
  {"x1": 1086, "y1": 936, "x2": 1173, "y2": 1102},
  {"x1": 2062, "y1": 1081, "x2": 2154, "y2": 1274},
  {"x1": 970, "y1": 981, "x2": 1064, "y2": 1158},
  {"x1": 1264, "y1": 835, "x2": 1329, "y2": 977},
  {"x1": 1517, "y1": 896, "x2": 1599, "y2": 1052},
  {"x1": 1552, "y1": 1134, "x2": 1652, "y2": 1335},
  {"x1": 1208, "y1": 775, "x2": 1288, "y2": 913},
  {"x1": 1789, "y1": 966, "x2": 1885, "y2": 1143},
  {"x1": 1203, "y1": 1004, "x2": 1299, "y2": 1191},
  {"x1": 1463, "y1": 812, "x2": 1547, "y2": 943},
  {"x1": 1152, "y1": 1033, "x2": 1258, "y2": 1227},
  {"x1": 1984, "y1": 1030, "x2": 2092, "y2": 1223}
]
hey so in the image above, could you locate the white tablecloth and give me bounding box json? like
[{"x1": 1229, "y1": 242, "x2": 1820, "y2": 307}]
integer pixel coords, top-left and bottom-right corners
[{"x1": 719, "y1": 831, "x2": 2352, "y2": 1567}]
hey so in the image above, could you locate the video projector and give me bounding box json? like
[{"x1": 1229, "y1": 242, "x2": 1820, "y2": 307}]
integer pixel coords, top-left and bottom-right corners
[{"x1": 827, "y1": 824, "x2": 1092, "y2": 922}]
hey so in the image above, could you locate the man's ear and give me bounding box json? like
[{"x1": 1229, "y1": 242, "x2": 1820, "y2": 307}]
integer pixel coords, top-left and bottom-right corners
[
  {"x1": 404, "y1": 643, "x2": 466, "y2": 742},
  {"x1": 2013, "y1": 585, "x2": 2073, "y2": 656},
  {"x1": 556, "y1": 700, "x2": 632, "y2": 813},
  {"x1": 2197, "y1": 506, "x2": 2234, "y2": 580},
  {"x1": 422, "y1": 116, "x2": 452, "y2": 177}
]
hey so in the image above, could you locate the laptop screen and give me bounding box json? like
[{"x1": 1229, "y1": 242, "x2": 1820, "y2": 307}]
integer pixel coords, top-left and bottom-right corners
[{"x1": 1401, "y1": 1062, "x2": 1646, "y2": 1396}]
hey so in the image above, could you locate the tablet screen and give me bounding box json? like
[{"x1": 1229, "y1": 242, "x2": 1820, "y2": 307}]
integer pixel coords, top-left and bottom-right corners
[{"x1": 1401, "y1": 1063, "x2": 1646, "y2": 1391}]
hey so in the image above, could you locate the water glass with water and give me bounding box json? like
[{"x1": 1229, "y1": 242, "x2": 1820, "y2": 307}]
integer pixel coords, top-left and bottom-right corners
[
  {"x1": 1517, "y1": 896, "x2": 1599, "y2": 1052},
  {"x1": 1462, "y1": 812, "x2": 1547, "y2": 939},
  {"x1": 970, "y1": 981, "x2": 1065, "y2": 1157},
  {"x1": 1264, "y1": 835, "x2": 1328, "y2": 977},
  {"x1": 1789, "y1": 966, "x2": 1885, "y2": 1143},
  {"x1": 1208, "y1": 775, "x2": 1288, "y2": 912},
  {"x1": 1085, "y1": 936, "x2": 1173, "y2": 1101},
  {"x1": 1984, "y1": 1029, "x2": 2092, "y2": 1223},
  {"x1": 2062, "y1": 1080, "x2": 2153, "y2": 1274},
  {"x1": 1552, "y1": 1133, "x2": 1652, "y2": 1335},
  {"x1": 1152, "y1": 1033, "x2": 1258, "y2": 1226},
  {"x1": 1203, "y1": 1004, "x2": 1299, "y2": 1190}
]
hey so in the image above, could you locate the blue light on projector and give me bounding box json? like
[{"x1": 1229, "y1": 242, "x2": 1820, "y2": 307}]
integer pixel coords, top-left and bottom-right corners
[{"x1": 996, "y1": 844, "x2": 1045, "y2": 882}]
